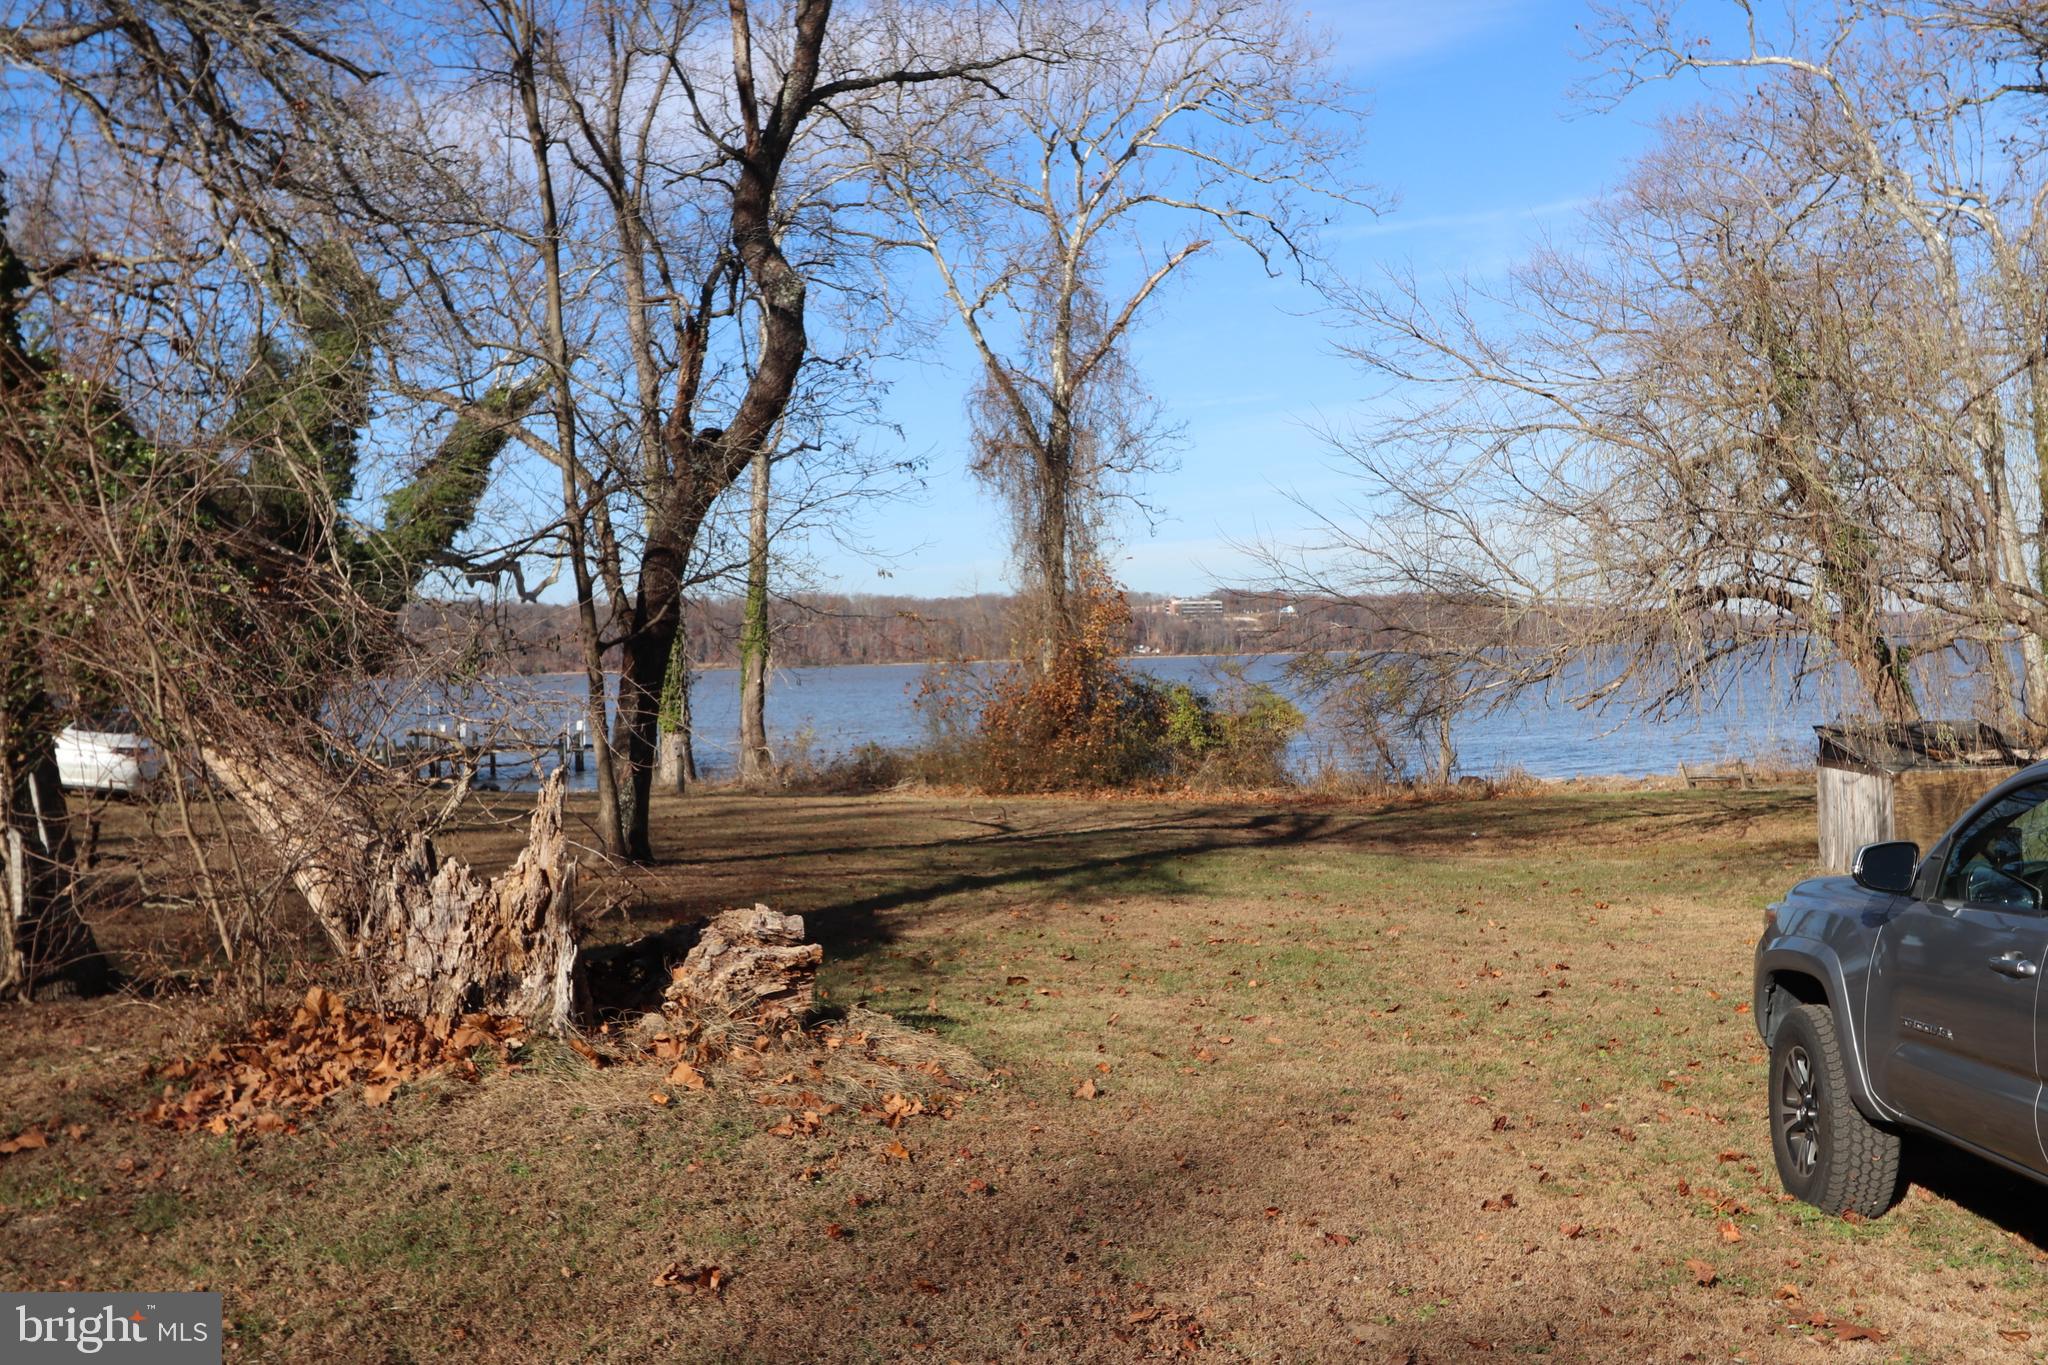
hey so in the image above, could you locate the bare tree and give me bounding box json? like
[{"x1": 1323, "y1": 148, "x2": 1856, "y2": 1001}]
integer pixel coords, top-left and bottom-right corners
[
  {"x1": 0, "y1": 2, "x2": 581, "y2": 1012},
  {"x1": 0, "y1": 0, "x2": 383, "y2": 998},
  {"x1": 1582, "y1": 1, "x2": 2048, "y2": 729},
  {"x1": 850, "y1": 0, "x2": 1366, "y2": 662},
  {"x1": 0, "y1": 192, "x2": 107, "y2": 999},
  {"x1": 1293, "y1": 12, "x2": 2048, "y2": 749},
  {"x1": 391, "y1": 0, "x2": 1029, "y2": 858}
]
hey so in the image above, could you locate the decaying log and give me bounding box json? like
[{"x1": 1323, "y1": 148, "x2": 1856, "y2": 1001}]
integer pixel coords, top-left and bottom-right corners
[
  {"x1": 202, "y1": 743, "x2": 580, "y2": 1030},
  {"x1": 664, "y1": 904, "x2": 822, "y2": 1026}
]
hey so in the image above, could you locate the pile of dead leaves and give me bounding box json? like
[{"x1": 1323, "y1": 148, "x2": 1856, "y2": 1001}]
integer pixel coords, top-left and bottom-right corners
[{"x1": 140, "y1": 986, "x2": 526, "y2": 1136}]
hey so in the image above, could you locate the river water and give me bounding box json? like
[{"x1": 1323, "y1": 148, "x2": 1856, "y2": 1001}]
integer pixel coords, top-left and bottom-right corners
[{"x1": 375, "y1": 647, "x2": 1987, "y2": 788}]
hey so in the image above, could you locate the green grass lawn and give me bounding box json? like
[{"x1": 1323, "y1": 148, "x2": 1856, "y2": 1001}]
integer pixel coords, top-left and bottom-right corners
[{"x1": 4, "y1": 785, "x2": 2046, "y2": 1362}]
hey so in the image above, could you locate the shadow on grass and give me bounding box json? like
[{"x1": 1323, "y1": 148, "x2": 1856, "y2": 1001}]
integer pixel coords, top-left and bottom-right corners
[
  {"x1": 591, "y1": 785, "x2": 1811, "y2": 977},
  {"x1": 1336, "y1": 787, "x2": 1811, "y2": 850},
  {"x1": 803, "y1": 810, "x2": 1350, "y2": 962},
  {"x1": 1903, "y1": 1141, "x2": 2048, "y2": 1252}
]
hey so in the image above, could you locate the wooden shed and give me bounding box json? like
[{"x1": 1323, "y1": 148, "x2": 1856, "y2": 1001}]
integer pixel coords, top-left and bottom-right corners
[{"x1": 1814, "y1": 721, "x2": 2031, "y2": 872}]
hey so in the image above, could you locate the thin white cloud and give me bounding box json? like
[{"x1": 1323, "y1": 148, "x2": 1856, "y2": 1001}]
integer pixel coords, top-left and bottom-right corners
[
  {"x1": 1334, "y1": 194, "x2": 1589, "y2": 240},
  {"x1": 1323, "y1": 0, "x2": 1533, "y2": 71}
]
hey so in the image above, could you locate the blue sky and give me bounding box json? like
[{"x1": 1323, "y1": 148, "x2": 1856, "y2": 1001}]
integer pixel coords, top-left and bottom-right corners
[{"x1": 804, "y1": 0, "x2": 1701, "y2": 600}]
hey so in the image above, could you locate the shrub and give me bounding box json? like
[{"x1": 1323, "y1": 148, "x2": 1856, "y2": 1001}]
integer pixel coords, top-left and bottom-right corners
[
  {"x1": 914, "y1": 583, "x2": 1304, "y2": 794},
  {"x1": 973, "y1": 586, "x2": 1170, "y2": 792},
  {"x1": 769, "y1": 733, "x2": 909, "y2": 794},
  {"x1": 916, "y1": 580, "x2": 1170, "y2": 792},
  {"x1": 1160, "y1": 665, "x2": 1304, "y2": 789}
]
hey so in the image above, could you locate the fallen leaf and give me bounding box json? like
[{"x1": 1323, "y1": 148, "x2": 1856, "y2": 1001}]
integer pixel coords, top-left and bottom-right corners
[
  {"x1": 1073, "y1": 1078, "x2": 1097, "y2": 1100},
  {"x1": 648, "y1": 1090, "x2": 671, "y2": 1107},
  {"x1": 879, "y1": 1140, "x2": 911, "y2": 1162},
  {"x1": 1481, "y1": 1192, "x2": 1517, "y2": 1212},
  {"x1": 1685, "y1": 1258, "x2": 1717, "y2": 1287},
  {"x1": 1719, "y1": 1221, "x2": 1742, "y2": 1243},
  {"x1": 667, "y1": 1061, "x2": 708, "y2": 1091},
  {"x1": 362, "y1": 1081, "x2": 397, "y2": 1108},
  {"x1": 651, "y1": 1262, "x2": 726, "y2": 1294},
  {"x1": 1323, "y1": 1232, "x2": 1353, "y2": 1246}
]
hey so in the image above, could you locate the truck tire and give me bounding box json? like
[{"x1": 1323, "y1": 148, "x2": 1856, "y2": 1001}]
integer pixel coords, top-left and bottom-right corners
[{"x1": 1769, "y1": 1003, "x2": 1902, "y2": 1218}]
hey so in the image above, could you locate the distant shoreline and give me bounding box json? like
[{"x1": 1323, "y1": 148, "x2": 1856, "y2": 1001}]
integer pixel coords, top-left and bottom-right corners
[{"x1": 524, "y1": 650, "x2": 1305, "y2": 678}]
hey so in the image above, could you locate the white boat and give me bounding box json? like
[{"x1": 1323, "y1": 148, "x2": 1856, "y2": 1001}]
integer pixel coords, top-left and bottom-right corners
[{"x1": 56, "y1": 721, "x2": 163, "y2": 795}]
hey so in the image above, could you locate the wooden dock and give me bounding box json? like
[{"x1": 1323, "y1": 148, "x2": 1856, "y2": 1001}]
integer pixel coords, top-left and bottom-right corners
[{"x1": 381, "y1": 718, "x2": 594, "y2": 782}]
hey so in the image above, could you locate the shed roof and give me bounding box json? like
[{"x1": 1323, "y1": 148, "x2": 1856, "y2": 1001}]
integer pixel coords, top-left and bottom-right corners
[{"x1": 1815, "y1": 720, "x2": 2030, "y2": 774}]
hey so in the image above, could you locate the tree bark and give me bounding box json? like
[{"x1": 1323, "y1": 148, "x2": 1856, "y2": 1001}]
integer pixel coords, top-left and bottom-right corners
[
  {"x1": 663, "y1": 904, "x2": 821, "y2": 1027},
  {"x1": 656, "y1": 622, "x2": 697, "y2": 793},
  {"x1": 0, "y1": 713, "x2": 110, "y2": 1001},
  {"x1": 202, "y1": 748, "x2": 581, "y2": 1028},
  {"x1": 739, "y1": 444, "x2": 773, "y2": 785}
]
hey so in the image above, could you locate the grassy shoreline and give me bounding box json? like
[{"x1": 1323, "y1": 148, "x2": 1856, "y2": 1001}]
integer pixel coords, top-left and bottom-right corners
[{"x1": 5, "y1": 786, "x2": 2044, "y2": 1362}]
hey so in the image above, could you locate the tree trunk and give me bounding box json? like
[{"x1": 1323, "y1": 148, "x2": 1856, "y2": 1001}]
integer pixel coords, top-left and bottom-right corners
[
  {"x1": 656, "y1": 606, "x2": 697, "y2": 794},
  {"x1": 608, "y1": 0, "x2": 831, "y2": 851},
  {"x1": 1433, "y1": 709, "x2": 1455, "y2": 786},
  {"x1": 202, "y1": 748, "x2": 581, "y2": 1028},
  {"x1": 615, "y1": 617, "x2": 670, "y2": 861},
  {"x1": 1032, "y1": 421, "x2": 1075, "y2": 671},
  {"x1": 0, "y1": 712, "x2": 111, "y2": 1002},
  {"x1": 739, "y1": 445, "x2": 773, "y2": 785}
]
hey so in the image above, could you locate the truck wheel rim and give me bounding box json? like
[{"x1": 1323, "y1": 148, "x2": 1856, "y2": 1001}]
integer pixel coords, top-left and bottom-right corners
[{"x1": 1777, "y1": 1044, "x2": 1820, "y2": 1177}]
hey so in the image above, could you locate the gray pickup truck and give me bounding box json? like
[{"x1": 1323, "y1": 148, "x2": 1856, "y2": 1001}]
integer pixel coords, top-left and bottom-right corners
[{"x1": 1757, "y1": 766, "x2": 2048, "y2": 1216}]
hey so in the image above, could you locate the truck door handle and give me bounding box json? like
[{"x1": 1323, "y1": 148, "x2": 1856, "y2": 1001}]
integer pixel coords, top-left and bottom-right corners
[{"x1": 1989, "y1": 952, "x2": 2040, "y2": 979}]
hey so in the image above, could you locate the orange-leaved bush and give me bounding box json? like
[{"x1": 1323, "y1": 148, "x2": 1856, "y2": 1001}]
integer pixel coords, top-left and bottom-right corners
[{"x1": 918, "y1": 578, "x2": 1170, "y2": 793}]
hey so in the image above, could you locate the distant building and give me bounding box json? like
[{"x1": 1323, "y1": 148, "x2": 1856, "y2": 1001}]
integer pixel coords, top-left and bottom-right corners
[{"x1": 1166, "y1": 596, "x2": 1224, "y2": 617}]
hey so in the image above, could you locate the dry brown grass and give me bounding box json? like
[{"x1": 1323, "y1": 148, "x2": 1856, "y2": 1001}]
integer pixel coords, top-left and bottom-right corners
[{"x1": 3, "y1": 784, "x2": 2045, "y2": 1362}]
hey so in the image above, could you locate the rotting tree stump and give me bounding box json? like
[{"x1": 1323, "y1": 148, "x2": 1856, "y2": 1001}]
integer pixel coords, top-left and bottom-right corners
[
  {"x1": 664, "y1": 904, "x2": 822, "y2": 1027},
  {"x1": 204, "y1": 747, "x2": 581, "y2": 1031}
]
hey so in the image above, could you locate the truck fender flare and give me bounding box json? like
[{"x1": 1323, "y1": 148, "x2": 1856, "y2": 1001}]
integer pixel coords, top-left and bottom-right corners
[{"x1": 1755, "y1": 941, "x2": 1895, "y2": 1124}]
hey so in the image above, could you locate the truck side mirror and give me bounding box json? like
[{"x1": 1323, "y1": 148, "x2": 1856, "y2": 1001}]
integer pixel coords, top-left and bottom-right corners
[{"x1": 1852, "y1": 841, "x2": 1919, "y2": 895}]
